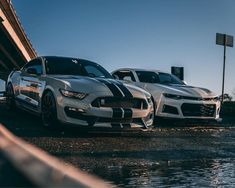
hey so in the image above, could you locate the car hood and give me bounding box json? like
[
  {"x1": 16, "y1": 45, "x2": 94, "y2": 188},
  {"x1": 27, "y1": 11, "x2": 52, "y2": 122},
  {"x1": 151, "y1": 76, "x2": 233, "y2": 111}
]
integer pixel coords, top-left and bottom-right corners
[
  {"x1": 49, "y1": 75, "x2": 150, "y2": 98},
  {"x1": 151, "y1": 83, "x2": 217, "y2": 98}
]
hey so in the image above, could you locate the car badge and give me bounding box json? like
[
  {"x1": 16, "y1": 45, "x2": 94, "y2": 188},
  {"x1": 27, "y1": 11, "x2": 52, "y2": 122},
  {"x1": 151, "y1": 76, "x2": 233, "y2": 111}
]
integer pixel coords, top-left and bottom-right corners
[{"x1": 72, "y1": 59, "x2": 78, "y2": 64}]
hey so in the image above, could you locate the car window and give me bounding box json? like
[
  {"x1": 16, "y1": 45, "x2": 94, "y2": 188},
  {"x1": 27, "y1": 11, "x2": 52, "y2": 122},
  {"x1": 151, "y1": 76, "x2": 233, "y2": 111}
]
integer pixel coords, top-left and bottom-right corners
[
  {"x1": 83, "y1": 64, "x2": 107, "y2": 78},
  {"x1": 136, "y1": 71, "x2": 159, "y2": 83},
  {"x1": 158, "y1": 73, "x2": 172, "y2": 84},
  {"x1": 45, "y1": 58, "x2": 85, "y2": 75},
  {"x1": 112, "y1": 71, "x2": 136, "y2": 81},
  {"x1": 23, "y1": 59, "x2": 43, "y2": 75},
  {"x1": 136, "y1": 71, "x2": 185, "y2": 85},
  {"x1": 44, "y1": 57, "x2": 113, "y2": 78},
  {"x1": 159, "y1": 72, "x2": 185, "y2": 85}
]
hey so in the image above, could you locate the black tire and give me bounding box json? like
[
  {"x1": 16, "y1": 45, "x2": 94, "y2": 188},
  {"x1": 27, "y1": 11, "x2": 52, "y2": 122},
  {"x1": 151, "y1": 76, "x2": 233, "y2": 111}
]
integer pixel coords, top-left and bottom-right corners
[
  {"x1": 41, "y1": 91, "x2": 59, "y2": 129},
  {"x1": 6, "y1": 83, "x2": 16, "y2": 110}
]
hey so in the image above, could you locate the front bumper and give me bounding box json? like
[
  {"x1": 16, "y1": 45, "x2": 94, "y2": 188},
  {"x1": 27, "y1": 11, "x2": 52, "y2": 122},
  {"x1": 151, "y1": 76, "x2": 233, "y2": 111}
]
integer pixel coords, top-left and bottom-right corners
[
  {"x1": 155, "y1": 94, "x2": 221, "y2": 120},
  {"x1": 56, "y1": 92, "x2": 153, "y2": 128}
]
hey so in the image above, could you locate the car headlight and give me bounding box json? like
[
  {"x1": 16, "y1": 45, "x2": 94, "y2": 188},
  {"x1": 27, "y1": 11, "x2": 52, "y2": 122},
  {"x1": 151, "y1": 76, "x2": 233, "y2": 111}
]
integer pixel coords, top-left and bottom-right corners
[
  {"x1": 59, "y1": 89, "x2": 88, "y2": 100},
  {"x1": 213, "y1": 96, "x2": 220, "y2": 102},
  {"x1": 163, "y1": 93, "x2": 183, "y2": 100}
]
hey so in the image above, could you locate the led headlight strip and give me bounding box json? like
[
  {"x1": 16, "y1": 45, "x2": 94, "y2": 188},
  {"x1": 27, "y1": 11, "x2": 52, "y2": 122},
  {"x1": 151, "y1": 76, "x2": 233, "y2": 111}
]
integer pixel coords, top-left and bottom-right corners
[{"x1": 59, "y1": 89, "x2": 88, "y2": 100}]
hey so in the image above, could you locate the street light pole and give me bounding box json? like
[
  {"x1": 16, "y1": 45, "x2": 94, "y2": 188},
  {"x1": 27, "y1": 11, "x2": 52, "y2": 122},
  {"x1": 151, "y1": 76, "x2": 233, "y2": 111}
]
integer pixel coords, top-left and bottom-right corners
[
  {"x1": 216, "y1": 33, "x2": 233, "y2": 103},
  {"x1": 221, "y1": 35, "x2": 227, "y2": 103}
]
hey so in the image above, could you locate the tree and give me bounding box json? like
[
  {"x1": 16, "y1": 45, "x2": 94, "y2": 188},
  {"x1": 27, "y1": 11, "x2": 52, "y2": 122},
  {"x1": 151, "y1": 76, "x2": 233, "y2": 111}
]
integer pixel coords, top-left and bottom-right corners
[
  {"x1": 232, "y1": 89, "x2": 235, "y2": 101},
  {"x1": 219, "y1": 93, "x2": 232, "y2": 101}
]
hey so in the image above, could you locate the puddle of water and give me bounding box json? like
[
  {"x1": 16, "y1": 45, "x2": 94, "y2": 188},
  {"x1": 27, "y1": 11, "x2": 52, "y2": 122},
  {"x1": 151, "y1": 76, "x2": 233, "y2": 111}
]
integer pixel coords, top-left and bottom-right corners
[{"x1": 90, "y1": 158, "x2": 235, "y2": 187}]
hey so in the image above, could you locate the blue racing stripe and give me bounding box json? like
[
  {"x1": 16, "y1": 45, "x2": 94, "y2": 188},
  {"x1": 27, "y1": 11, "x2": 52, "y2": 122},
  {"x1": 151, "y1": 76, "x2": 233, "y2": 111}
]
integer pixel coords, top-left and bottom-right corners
[
  {"x1": 96, "y1": 78, "x2": 124, "y2": 97},
  {"x1": 110, "y1": 80, "x2": 133, "y2": 98},
  {"x1": 123, "y1": 108, "x2": 133, "y2": 118},
  {"x1": 112, "y1": 108, "x2": 123, "y2": 118}
]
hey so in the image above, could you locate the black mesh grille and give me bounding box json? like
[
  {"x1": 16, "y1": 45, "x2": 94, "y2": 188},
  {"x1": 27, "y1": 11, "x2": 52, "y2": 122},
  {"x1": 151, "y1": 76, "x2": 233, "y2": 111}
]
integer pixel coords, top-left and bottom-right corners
[
  {"x1": 162, "y1": 105, "x2": 179, "y2": 115},
  {"x1": 91, "y1": 97, "x2": 147, "y2": 109},
  {"x1": 181, "y1": 103, "x2": 216, "y2": 117}
]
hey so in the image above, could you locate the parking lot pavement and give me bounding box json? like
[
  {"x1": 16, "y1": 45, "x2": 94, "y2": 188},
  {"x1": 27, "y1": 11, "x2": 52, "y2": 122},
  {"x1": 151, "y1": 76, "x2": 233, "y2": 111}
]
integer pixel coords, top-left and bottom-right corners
[{"x1": 1, "y1": 101, "x2": 235, "y2": 187}]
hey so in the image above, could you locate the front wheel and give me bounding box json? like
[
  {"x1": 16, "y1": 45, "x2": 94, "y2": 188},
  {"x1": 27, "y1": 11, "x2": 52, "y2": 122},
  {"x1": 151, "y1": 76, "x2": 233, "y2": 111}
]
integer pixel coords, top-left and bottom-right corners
[
  {"x1": 41, "y1": 91, "x2": 59, "y2": 129},
  {"x1": 142, "y1": 98, "x2": 155, "y2": 128}
]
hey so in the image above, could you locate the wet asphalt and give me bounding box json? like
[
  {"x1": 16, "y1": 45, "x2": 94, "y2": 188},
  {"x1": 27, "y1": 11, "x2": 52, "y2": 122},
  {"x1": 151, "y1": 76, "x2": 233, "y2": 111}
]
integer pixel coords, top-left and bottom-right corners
[{"x1": 0, "y1": 101, "x2": 235, "y2": 187}]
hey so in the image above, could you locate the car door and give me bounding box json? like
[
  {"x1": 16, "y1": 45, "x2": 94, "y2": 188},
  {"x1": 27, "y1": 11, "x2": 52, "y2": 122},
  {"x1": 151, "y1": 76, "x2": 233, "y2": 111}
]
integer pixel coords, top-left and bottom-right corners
[{"x1": 19, "y1": 59, "x2": 44, "y2": 110}]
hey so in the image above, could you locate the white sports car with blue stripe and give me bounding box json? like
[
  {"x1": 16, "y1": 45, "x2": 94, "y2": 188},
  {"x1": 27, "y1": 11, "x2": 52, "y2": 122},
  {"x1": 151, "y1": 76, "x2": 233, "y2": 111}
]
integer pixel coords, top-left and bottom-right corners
[{"x1": 6, "y1": 56, "x2": 154, "y2": 129}]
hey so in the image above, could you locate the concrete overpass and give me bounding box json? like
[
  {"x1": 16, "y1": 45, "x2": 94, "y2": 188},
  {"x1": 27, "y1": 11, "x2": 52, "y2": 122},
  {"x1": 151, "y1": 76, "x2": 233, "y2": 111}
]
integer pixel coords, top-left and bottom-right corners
[{"x1": 0, "y1": 0, "x2": 37, "y2": 81}]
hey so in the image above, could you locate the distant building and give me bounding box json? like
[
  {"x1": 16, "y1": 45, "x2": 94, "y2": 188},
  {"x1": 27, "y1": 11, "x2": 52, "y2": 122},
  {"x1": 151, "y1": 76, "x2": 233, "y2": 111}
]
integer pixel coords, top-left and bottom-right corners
[{"x1": 219, "y1": 93, "x2": 232, "y2": 102}]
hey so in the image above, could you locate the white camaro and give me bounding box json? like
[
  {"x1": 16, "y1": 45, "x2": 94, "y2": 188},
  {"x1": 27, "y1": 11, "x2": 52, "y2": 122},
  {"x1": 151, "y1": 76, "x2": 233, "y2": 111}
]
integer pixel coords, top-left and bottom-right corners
[
  {"x1": 112, "y1": 69, "x2": 221, "y2": 121},
  {"x1": 6, "y1": 57, "x2": 154, "y2": 129}
]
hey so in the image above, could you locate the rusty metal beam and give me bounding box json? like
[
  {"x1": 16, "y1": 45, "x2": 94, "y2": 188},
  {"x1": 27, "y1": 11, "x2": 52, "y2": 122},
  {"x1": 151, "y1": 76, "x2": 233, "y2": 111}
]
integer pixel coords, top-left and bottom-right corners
[
  {"x1": 0, "y1": 125, "x2": 112, "y2": 188},
  {"x1": 0, "y1": 0, "x2": 37, "y2": 59}
]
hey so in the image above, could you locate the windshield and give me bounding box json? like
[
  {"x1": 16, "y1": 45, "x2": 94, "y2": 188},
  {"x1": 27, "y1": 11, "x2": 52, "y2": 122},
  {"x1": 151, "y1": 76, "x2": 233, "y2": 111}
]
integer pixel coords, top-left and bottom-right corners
[
  {"x1": 159, "y1": 72, "x2": 185, "y2": 85},
  {"x1": 136, "y1": 71, "x2": 185, "y2": 85},
  {"x1": 44, "y1": 57, "x2": 113, "y2": 78}
]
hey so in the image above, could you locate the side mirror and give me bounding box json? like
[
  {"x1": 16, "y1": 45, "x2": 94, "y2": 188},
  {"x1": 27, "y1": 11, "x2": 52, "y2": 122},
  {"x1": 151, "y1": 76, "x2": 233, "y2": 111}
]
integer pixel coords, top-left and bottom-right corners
[
  {"x1": 182, "y1": 80, "x2": 187, "y2": 85},
  {"x1": 27, "y1": 68, "x2": 39, "y2": 75}
]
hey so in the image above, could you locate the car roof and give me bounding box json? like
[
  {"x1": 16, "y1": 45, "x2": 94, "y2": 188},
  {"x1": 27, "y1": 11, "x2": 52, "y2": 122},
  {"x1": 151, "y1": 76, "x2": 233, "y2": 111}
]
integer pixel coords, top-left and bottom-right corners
[
  {"x1": 39, "y1": 56, "x2": 99, "y2": 64},
  {"x1": 113, "y1": 68, "x2": 170, "y2": 74},
  {"x1": 41, "y1": 56, "x2": 79, "y2": 61}
]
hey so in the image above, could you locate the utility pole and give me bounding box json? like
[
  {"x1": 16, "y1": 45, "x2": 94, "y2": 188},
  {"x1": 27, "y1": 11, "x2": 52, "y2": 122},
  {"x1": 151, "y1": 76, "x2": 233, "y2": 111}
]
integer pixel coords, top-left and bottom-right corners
[
  {"x1": 216, "y1": 33, "x2": 233, "y2": 103},
  {"x1": 221, "y1": 35, "x2": 226, "y2": 103}
]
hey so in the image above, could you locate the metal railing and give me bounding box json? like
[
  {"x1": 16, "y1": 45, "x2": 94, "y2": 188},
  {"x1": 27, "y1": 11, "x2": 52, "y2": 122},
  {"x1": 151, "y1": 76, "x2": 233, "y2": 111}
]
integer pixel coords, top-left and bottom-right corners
[{"x1": 0, "y1": 124, "x2": 114, "y2": 188}]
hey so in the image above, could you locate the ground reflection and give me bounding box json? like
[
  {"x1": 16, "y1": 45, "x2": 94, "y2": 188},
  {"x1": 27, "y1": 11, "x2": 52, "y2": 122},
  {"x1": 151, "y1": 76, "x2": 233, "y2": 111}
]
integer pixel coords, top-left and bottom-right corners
[{"x1": 88, "y1": 159, "x2": 235, "y2": 187}]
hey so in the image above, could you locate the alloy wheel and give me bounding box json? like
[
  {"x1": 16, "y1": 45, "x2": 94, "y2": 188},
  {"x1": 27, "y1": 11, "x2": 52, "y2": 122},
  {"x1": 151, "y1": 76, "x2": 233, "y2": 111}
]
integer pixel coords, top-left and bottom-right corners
[{"x1": 41, "y1": 92, "x2": 58, "y2": 128}]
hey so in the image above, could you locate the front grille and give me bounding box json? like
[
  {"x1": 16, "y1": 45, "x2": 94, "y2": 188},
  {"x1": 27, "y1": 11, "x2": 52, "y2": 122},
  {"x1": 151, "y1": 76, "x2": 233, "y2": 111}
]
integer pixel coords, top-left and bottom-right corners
[
  {"x1": 181, "y1": 103, "x2": 216, "y2": 117},
  {"x1": 64, "y1": 107, "x2": 136, "y2": 124},
  {"x1": 91, "y1": 97, "x2": 147, "y2": 109},
  {"x1": 180, "y1": 96, "x2": 218, "y2": 101}
]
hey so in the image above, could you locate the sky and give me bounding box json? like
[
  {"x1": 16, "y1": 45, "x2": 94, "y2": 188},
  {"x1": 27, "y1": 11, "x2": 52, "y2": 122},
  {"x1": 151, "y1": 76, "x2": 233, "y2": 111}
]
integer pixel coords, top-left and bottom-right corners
[{"x1": 12, "y1": 0, "x2": 235, "y2": 96}]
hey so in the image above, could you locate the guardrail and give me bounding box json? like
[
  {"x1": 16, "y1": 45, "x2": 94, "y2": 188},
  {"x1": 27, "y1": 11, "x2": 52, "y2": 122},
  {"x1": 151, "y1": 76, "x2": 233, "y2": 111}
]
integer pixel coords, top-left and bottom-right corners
[{"x1": 0, "y1": 124, "x2": 113, "y2": 188}]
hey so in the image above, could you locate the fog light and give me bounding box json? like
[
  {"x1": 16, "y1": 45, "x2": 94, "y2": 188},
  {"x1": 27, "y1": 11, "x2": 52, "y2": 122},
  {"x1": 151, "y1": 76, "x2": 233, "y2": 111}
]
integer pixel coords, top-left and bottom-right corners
[
  {"x1": 68, "y1": 107, "x2": 85, "y2": 113},
  {"x1": 162, "y1": 105, "x2": 179, "y2": 115}
]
